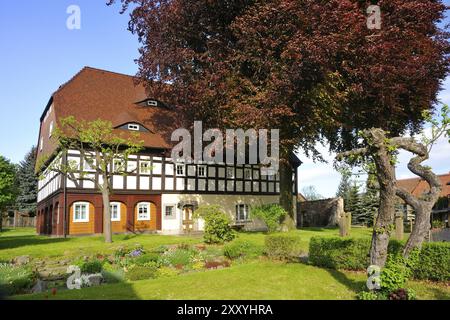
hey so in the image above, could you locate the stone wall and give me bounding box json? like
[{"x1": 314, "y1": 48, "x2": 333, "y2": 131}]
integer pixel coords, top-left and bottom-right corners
[{"x1": 297, "y1": 197, "x2": 343, "y2": 228}]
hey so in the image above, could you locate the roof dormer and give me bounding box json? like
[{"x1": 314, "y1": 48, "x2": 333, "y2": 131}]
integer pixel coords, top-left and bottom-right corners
[{"x1": 135, "y1": 98, "x2": 167, "y2": 108}]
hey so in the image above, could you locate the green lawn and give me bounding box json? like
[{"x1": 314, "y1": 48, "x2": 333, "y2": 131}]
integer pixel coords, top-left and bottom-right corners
[
  {"x1": 0, "y1": 228, "x2": 203, "y2": 261},
  {"x1": 2, "y1": 227, "x2": 448, "y2": 300},
  {"x1": 0, "y1": 226, "x2": 372, "y2": 261},
  {"x1": 15, "y1": 262, "x2": 449, "y2": 300}
]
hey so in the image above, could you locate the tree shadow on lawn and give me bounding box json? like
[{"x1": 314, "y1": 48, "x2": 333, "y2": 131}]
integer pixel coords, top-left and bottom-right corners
[
  {"x1": 300, "y1": 227, "x2": 338, "y2": 232},
  {"x1": 324, "y1": 268, "x2": 366, "y2": 295},
  {"x1": 0, "y1": 235, "x2": 70, "y2": 251}
]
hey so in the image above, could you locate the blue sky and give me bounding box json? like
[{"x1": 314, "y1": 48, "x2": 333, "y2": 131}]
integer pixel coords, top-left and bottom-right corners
[{"x1": 0, "y1": 1, "x2": 449, "y2": 197}]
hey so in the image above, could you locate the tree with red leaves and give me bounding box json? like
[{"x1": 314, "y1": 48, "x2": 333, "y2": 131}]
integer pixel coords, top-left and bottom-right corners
[{"x1": 108, "y1": 1, "x2": 449, "y2": 239}]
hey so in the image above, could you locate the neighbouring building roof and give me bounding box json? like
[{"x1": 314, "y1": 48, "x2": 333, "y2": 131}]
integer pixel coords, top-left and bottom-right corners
[
  {"x1": 36, "y1": 67, "x2": 178, "y2": 167},
  {"x1": 396, "y1": 172, "x2": 450, "y2": 198}
]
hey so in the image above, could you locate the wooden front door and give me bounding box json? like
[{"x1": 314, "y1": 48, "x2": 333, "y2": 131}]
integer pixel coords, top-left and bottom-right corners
[{"x1": 182, "y1": 205, "x2": 194, "y2": 232}]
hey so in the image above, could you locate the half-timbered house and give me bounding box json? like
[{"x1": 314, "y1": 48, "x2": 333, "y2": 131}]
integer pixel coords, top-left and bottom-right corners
[{"x1": 35, "y1": 67, "x2": 300, "y2": 236}]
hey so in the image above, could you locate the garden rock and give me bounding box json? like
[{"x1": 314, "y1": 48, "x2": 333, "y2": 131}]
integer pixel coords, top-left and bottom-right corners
[
  {"x1": 13, "y1": 255, "x2": 30, "y2": 266},
  {"x1": 31, "y1": 279, "x2": 47, "y2": 294},
  {"x1": 38, "y1": 266, "x2": 68, "y2": 281},
  {"x1": 86, "y1": 273, "x2": 103, "y2": 286}
]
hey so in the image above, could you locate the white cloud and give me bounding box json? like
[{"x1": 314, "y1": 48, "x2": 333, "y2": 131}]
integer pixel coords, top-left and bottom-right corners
[{"x1": 296, "y1": 94, "x2": 450, "y2": 198}]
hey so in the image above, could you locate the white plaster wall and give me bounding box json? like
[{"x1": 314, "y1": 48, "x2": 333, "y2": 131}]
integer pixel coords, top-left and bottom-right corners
[{"x1": 160, "y1": 193, "x2": 293, "y2": 233}]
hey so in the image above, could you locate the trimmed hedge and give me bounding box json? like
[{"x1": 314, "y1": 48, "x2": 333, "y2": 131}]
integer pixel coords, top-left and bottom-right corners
[
  {"x1": 412, "y1": 242, "x2": 450, "y2": 282},
  {"x1": 309, "y1": 236, "x2": 450, "y2": 282},
  {"x1": 309, "y1": 237, "x2": 370, "y2": 270},
  {"x1": 265, "y1": 234, "x2": 304, "y2": 261}
]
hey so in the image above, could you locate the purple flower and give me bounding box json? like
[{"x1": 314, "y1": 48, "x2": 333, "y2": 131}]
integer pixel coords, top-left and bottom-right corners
[{"x1": 129, "y1": 249, "x2": 143, "y2": 257}]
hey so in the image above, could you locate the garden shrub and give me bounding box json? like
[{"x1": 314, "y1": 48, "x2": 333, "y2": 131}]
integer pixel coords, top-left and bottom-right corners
[
  {"x1": 195, "y1": 205, "x2": 236, "y2": 244},
  {"x1": 126, "y1": 265, "x2": 158, "y2": 281},
  {"x1": 223, "y1": 239, "x2": 263, "y2": 260},
  {"x1": 380, "y1": 254, "x2": 412, "y2": 293},
  {"x1": 265, "y1": 234, "x2": 304, "y2": 261},
  {"x1": 79, "y1": 259, "x2": 103, "y2": 274},
  {"x1": 134, "y1": 253, "x2": 161, "y2": 267},
  {"x1": 101, "y1": 269, "x2": 125, "y2": 284},
  {"x1": 0, "y1": 263, "x2": 34, "y2": 295},
  {"x1": 412, "y1": 242, "x2": 450, "y2": 282},
  {"x1": 250, "y1": 204, "x2": 287, "y2": 233},
  {"x1": 73, "y1": 258, "x2": 103, "y2": 274},
  {"x1": 156, "y1": 266, "x2": 179, "y2": 278},
  {"x1": 162, "y1": 249, "x2": 194, "y2": 268},
  {"x1": 308, "y1": 237, "x2": 370, "y2": 270}
]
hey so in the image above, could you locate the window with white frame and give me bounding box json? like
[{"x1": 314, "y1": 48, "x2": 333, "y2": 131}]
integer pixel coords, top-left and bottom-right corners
[
  {"x1": 244, "y1": 168, "x2": 252, "y2": 180},
  {"x1": 176, "y1": 164, "x2": 185, "y2": 176},
  {"x1": 128, "y1": 123, "x2": 140, "y2": 131},
  {"x1": 49, "y1": 121, "x2": 54, "y2": 137},
  {"x1": 226, "y1": 167, "x2": 234, "y2": 179},
  {"x1": 73, "y1": 202, "x2": 89, "y2": 222},
  {"x1": 164, "y1": 205, "x2": 176, "y2": 219},
  {"x1": 113, "y1": 159, "x2": 124, "y2": 172},
  {"x1": 140, "y1": 160, "x2": 151, "y2": 174},
  {"x1": 198, "y1": 165, "x2": 206, "y2": 177},
  {"x1": 137, "y1": 202, "x2": 151, "y2": 221},
  {"x1": 235, "y1": 204, "x2": 249, "y2": 222},
  {"x1": 39, "y1": 137, "x2": 43, "y2": 151},
  {"x1": 83, "y1": 157, "x2": 95, "y2": 172},
  {"x1": 110, "y1": 202, "x2": 121, "y2": 221}
]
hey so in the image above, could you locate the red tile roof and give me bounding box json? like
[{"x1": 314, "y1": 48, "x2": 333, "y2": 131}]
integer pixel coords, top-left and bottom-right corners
[
  {"x1": 37, "y1": 67, "x2": 178, "y2": 166},
  {"x1": 397, "y1": 172, "x2": 450, "y2": 197}
]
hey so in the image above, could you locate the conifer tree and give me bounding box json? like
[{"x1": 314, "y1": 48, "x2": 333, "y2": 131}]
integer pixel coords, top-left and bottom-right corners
[{"x1": 16, "y1": 146, "x2": 38, "y2": 215}]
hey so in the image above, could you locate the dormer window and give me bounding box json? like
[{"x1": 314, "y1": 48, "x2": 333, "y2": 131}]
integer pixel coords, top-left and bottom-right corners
[
  {"x1": 128, "y1": 124, "x2": 140, "y2": 131},
  {"x1": 146, "y1": 100, "x2": 158, "y2": 107}
]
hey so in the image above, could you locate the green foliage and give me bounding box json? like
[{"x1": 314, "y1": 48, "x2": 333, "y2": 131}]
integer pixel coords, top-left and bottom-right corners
[
  {"x1": 250, "y1": 204, "x2": 287, "y2": 233},
  {"x1": 311, "y1": 237, "x2": 449, "y2": 282},
  {"x1": 134, "y1": 253, "x2": 161, "y2": 267},
  {"x1": 0, "y1": 263, "x2": 34, "y2": 295},
  {"x1": 15, "y1": 147, "x2": 38, "y2": 215},
  {"x1": 0, "y1": 156, "x2": 18, "y2": 213},
  {"x1": 223, "y1": 239, "x2": 263, "y2": 260},
  {"x1": 357, "y1": 290, "x2": 380, "y2": 300},
  {"x1": 309, "y1": 237, "x2": 371, "y2": 270},
  {"x1": 156, "y1": 266, "x2": 179, "y2": 278},
  {"x1": 199, "y1": 246, "x2": 223, "y2": 262},
  {"x1": 264, "y1": 234, "x2": 304, "y2": 261},
  {"x1": 380, "y1": 254, "x2": 412, "y2": 293},
  {"x1": 412, "y1": 242, "x2": 450, "y2": 282},
  {"x1": 126, "y1": 265, "x2": 158, "y2": 281},
  {"x1": 162, "y1": 249, "x2": 194, "y2": 267},
  {"x1": 346, "y1": 182, "x2": 360, "y2": 219},
  {"x1": 355, "y1": 186, "x2": 378, "y2": 227},
  {"x1": 195, "y1": 205, "x2": 236, "y2": 244},
  {"x1": 101, "y1": 269, "x2": 125, "y2": 283},
  {"x1": 432, "y1": 220, "x2": 446, "y2": 229},
  {"x1": 74, "y1": 259, "x2": 103, "y2": 274}
]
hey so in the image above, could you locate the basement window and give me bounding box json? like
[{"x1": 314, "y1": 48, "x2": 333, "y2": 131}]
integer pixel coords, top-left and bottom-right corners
[{"x1": 235, "y1": 204, "x2": 249, "y2": 222}]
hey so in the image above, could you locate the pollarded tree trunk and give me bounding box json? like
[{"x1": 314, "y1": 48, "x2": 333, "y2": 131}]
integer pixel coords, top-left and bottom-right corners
[
  {"x1": 367, "y1": 129, "x2": 397, "y2": 267},
  {"x1": 279, "y1": 150, "x2": 295, "y2": 230},
  {"x1": 393, "y1": 137, "x2": 442, "y2": 257}
]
